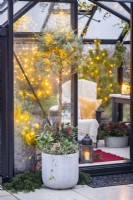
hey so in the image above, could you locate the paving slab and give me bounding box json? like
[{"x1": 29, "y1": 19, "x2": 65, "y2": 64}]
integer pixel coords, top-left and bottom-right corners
[
  {"x1": 73, "y1": 184, "x2": 133, "y2": 200},
  {"x1": 109, "y1": 185, "x2": 133, "y2": 200},
  {"x1": 0, "y1": 190, "x2": 18, "y2": 200},
  {"x1": 0, "y1": 196, "x2": 19, "y2": 200},
  {"x1": 13, "y1": 187, "x2": 91, "y2": 200},
  {"x1": 0, "y1": 190, "x2": 12, "y2": 196}
]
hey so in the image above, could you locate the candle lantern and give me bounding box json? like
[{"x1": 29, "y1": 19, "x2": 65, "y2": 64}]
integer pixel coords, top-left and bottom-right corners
[{"x1": 80, "y1": 134, "x2": 93, "y2": 163}]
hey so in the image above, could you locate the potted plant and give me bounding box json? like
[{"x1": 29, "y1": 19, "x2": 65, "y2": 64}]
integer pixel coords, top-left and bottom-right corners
[
  {"x1": 98, "y1": 122, "x2": 129, "y2": 148},
  {"x1": 36, "y1": 123, "x2": 78, "y2": 189},
  {"x1": 35, "y1": 28, "x2": 83, "y2": 189}
]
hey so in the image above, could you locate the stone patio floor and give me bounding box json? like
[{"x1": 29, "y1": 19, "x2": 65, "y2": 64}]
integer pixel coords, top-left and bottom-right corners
[{"x1": 1, "y1": 184, "x2": 133, "y2": 200}]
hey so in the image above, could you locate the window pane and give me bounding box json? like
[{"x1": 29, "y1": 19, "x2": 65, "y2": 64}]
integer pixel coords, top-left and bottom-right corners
[
  {"x1": 84, "y1": 8, "x2": 122, "y2": 39},
  {"x1": 0, "y1": 1, "x2": 30, "y2": 25},
  {"x1": 99, "y1": 1, "x2": 130, "y2": 19},
  {"x1": 125, "y1": 3, "x2": 130, "y2": 8},
  {"x1": 14, "y1": 2, "x2": 71, "y2": 32},
  {"x1": 124, "y1": 32, "x2": 130, "y2": 41}
]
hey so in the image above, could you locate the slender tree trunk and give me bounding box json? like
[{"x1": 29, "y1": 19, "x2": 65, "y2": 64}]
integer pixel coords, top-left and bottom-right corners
[{"x1": 58, "y1": 69, "x2": 62, "y2": 130}]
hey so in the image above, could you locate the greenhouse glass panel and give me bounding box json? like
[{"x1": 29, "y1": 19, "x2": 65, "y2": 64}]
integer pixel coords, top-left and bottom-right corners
[
  {"x1": 125, "y1": 3, "x2": 131, "y2": 8},
  {"x1": 14, "y1": 3, "x2": 50, "y2": 32},
  {"x1": 14, "y1": 1, "x2": 30, "y2": 15},
  {"x1": 0, "y1": 0, "x2": 7, "y2": 11},
  {"x1": 0, "y1": 0, "x2": 7, "y2": 25},
  {"x1": 78, "y1": 42, "x2": 130, "y2": 166},
  {"x1": 0, "y1": 0, "x2": 30, "y2": 25},
  {"x1": 84, "y1": 8, "x2": 122, "y2": 39},
  {"x1": 14, "y1": 1, "x2": 73, "y2": 172},
  {"x1": 0, "y1": 9, "x2": 7, "y2": 25},
  {"x1": 14, "y1": 2, "x2": 71, "y2": 32},
  {"x1": 124, "y1": 31, "x2": 130, "y2": 41},
  {"x1": 43, "y1": 3, "x2": 71, "y2": 30},
  {"x1": 98, "y1": 2, "x2": 130, "y2": 19}
]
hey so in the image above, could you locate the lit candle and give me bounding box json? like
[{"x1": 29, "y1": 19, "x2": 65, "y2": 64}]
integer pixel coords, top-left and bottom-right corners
[
  {"x1": 84, "y1": 151, "x2": 90, "y2": 161},
  {"x1": 122, "y1": 83, "x2": 130, "y2": 95}
]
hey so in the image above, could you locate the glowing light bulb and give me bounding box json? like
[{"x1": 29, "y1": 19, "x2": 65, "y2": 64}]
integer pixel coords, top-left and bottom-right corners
[{"x1": 96, "y1": 56, "x2": 100, "y2": 60}]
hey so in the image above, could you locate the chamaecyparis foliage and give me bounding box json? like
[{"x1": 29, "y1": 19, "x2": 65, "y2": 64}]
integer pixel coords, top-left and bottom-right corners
[
  {"x1": 37, "y1": 28, "x2": 83, "y2": 127},
  {"x1": 37, "y1": 29, "x2": 83, "y2": 76}
]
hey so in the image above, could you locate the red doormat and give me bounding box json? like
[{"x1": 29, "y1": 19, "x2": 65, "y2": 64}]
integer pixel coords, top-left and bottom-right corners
[{"x1": 94, "y1": 149, "x2": 125, "y2": 162}]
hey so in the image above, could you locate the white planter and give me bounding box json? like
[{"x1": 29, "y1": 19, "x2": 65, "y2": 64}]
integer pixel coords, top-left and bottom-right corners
[
  {"x1": 42, "y1": 152, "x2": 79, "y2": 189},
  {"x1": 104, "y1": 136, "x2": 129, "y2": 148}
]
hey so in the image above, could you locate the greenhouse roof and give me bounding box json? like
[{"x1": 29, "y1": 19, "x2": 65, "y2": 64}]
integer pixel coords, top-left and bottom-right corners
[{"x1": 0, "y1": 0, "x2": 131, "y2": 43}]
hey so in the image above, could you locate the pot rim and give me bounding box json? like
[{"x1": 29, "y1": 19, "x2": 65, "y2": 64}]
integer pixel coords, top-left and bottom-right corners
[
  {"x1": 42, "y1": 151, "x2": 79, "y2": 156},
  {"x1": 104, "y1": 135, "x2": 129, "y2": 138}
]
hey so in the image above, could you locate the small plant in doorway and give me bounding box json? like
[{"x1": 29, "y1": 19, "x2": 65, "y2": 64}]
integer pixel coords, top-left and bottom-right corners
[
  {"x1": 78, "y1": 172, "x2": 92, "y2": 185},
  {"x1": 99, "y1": 121, "x2": 129, "y2": 137},
  {"x1": 98, "y1": 121, "x2": 129, "y2": 148}
]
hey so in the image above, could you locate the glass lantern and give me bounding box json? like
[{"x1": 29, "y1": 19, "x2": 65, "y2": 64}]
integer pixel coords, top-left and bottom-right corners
[{"x1": 80, "y1": 134, "x2": 93, "y2": 163}]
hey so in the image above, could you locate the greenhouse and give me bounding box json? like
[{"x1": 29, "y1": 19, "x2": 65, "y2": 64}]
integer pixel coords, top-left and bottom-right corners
[{"x1": 0, "y1": 0, "x2": 133, "y2": 185}]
